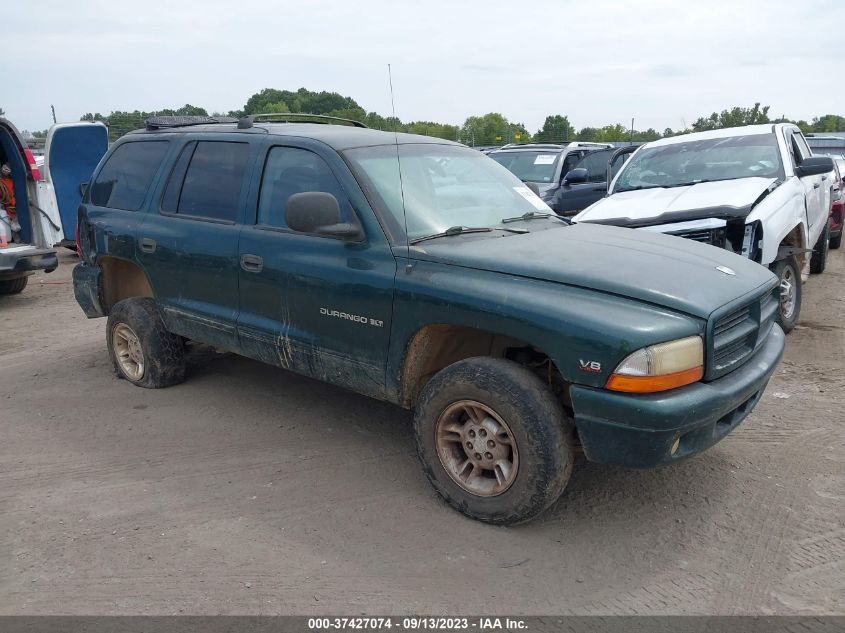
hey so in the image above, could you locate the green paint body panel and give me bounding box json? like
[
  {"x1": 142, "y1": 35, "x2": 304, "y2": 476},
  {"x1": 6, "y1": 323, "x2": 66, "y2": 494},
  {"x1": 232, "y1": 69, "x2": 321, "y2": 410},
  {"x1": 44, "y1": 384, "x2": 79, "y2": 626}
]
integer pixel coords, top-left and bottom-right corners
[{"x1": 73, "y1": 124, "x2": 786, "y2": 468}]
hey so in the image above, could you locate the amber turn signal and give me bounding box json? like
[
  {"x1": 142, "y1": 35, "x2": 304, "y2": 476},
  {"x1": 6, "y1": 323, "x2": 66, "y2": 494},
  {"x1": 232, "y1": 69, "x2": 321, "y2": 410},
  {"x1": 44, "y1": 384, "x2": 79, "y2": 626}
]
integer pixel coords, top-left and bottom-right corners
[{"x1": 606, "y1": 365, "x2": 704, "y2": 393}]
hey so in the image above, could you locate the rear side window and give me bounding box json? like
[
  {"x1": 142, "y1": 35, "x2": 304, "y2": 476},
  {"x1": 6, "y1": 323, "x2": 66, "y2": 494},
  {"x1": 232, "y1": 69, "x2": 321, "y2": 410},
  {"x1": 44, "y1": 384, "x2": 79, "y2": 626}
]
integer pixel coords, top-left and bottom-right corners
[
  {"x1": 162, "y1": 141, "x2": 250, "y2": 222},
  {"x1": 257, "y1": 146, "x2": 351, "y2": 230},
  {"x1": 91, "y1": 141, "x2": 169, "y2": 211}
]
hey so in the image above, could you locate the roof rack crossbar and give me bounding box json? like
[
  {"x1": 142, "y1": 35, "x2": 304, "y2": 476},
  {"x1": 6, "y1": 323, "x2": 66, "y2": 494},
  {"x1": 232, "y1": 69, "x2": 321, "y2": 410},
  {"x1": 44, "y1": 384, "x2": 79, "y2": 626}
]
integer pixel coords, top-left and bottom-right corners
[
  {"x1": 145, "y1": 115, "x2": 237, "y2": 130},
  {"x1": 237, "y1": 112, "x2": 368, "y2": 129}
]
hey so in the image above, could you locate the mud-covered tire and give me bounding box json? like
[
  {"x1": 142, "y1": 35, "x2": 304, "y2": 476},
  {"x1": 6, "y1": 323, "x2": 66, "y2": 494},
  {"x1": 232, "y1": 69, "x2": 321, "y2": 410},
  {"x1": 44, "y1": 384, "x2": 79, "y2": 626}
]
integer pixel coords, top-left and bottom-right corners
[
  {"x1": 772, "y1": 256, "x2": 802, "y2": 334},
  {"x1": 830, "y1": 230, "x2": 842, "y2": 250},
  {"x1": 413, "y1": 357, "x2": 574, "y2": 525},
  {"x1": 106, "y1": 298, "x2": 185, "y2": 388},
  {"x1": 0, "y1": 275, "x2": 29, "y2": 295},
  {"x1": 810, "y1": 220, "x2": 830, "y2": 274}
]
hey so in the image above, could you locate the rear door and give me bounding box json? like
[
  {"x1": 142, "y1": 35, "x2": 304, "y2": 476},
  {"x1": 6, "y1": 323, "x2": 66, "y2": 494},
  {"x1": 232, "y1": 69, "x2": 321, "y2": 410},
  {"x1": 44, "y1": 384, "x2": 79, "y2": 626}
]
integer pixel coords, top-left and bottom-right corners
[
  {"x1": 236, "y1": 140, "x2": 396, "y2": 398},
  {"x1": 86, "y1": 138, "x2": 172, "y2": 265},
  {"x1": 44, "y1": 122, "x2": 109, "y2": 243},
  {"x1": 137, "y1": 136, "x2": 256, "y2": 349}
]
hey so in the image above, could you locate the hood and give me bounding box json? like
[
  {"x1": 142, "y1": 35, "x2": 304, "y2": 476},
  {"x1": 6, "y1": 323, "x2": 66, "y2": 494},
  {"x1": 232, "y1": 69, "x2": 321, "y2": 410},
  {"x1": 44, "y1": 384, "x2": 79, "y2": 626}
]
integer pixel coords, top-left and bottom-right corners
[
  {"x1": 412, "y1": 223, "x2": 776, "y2": 319},
  {"x1": 573, "y1": 177, "x2": 778, "y2": 226}
]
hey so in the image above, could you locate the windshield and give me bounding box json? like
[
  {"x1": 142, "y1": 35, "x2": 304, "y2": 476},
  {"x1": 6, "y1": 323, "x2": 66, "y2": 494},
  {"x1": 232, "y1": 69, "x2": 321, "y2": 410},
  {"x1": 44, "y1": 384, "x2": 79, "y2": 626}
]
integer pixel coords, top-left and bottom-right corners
[
  {"x1": 613, "y1": 134, "x2": 783, "y2": 193},
  {"x1": 487, "y1": 151, "x2": 560, "y2": 183},
  {"x1": 345, "y1": 144, "x2": 554, "y2": 241}
]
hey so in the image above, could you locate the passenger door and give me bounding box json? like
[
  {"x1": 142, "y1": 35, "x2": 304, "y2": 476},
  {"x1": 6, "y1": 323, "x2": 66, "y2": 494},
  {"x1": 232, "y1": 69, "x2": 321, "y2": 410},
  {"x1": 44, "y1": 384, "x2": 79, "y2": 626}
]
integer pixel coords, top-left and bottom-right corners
[
  {"x1": 237, "y1": 142, "x2": 396, "y2": 399},
  {"x1": 788, "y1": 130, "x2": 826, "y2": 241},
  {"x1": 137, "y1": 138, "x2": 254, "y2": 349}
]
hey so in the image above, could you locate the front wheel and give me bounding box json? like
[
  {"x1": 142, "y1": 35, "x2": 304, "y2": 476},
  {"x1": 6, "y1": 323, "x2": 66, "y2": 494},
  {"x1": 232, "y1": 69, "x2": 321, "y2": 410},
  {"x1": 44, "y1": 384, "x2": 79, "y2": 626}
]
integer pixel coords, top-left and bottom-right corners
[
  {"x1": 413, "y1": 357, "x2": 574, "y2": 525},
  {"x1": 106, "y1": 298, "x2": 186, "y2": 388},
  {"x1": 771, "y1": 256, "x2": 802, "y2": 334}
]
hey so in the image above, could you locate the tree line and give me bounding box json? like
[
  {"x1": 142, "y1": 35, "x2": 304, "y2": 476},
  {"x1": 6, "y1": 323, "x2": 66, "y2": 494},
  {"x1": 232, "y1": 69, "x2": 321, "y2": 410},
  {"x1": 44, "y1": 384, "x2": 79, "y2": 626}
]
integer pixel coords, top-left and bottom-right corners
[{"x1": 11, "y1": 88, "x2": 845, "y2": 145}]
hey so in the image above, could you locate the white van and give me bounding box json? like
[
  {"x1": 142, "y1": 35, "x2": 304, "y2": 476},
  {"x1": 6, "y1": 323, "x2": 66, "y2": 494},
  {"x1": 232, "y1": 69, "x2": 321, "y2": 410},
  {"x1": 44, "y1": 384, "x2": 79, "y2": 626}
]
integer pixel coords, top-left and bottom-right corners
[{"x1": 0, "y1": 117, "x2": 107, "y2": 294}]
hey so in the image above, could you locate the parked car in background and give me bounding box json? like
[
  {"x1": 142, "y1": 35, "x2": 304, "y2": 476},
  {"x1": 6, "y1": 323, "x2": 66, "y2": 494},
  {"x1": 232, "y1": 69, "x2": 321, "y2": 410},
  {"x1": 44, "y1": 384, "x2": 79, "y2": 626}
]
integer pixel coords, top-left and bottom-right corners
[
  {"x1": 488, "y1": 141, "x2": 611, "y2": 206},
  {"x1": 73, "y1": 114, "x2": 785, "y2": 525},
  {"x1": 826, "y1": 155, "x2": 844, "y2": 249},
  {"x1": 0, "y1": 117, "x2": 107, "y2": 294},
  {"x1": 548, "y1": 146, "x2": 635, "y2": 216},
  {"x1": 574, "y1": 124, "x2": 835, "y2": 332}
]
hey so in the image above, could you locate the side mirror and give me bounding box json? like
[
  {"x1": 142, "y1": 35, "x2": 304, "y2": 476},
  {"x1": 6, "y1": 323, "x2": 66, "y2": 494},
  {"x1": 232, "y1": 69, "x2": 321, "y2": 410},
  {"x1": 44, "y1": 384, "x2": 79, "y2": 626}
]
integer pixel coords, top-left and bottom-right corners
[
  {"x1": 563, "y1": 168, "x2": 588, "y2": 185},
  {"x1": 285, "y1": 192, "x2": 363, "y2": 241},
  {"x1": 795, "y1": 156, "x2": 834, "y2": 178},
  {"x1": 79, "y1": 182, "x2": 89, "y2": 197}
]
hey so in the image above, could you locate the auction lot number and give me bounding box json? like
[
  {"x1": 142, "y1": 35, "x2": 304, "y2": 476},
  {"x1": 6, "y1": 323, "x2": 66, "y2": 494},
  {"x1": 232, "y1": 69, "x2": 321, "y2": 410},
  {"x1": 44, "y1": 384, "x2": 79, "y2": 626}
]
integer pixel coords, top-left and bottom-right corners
[{"x1": 308, "y1": 618, "x2": 527, "y2": 631}]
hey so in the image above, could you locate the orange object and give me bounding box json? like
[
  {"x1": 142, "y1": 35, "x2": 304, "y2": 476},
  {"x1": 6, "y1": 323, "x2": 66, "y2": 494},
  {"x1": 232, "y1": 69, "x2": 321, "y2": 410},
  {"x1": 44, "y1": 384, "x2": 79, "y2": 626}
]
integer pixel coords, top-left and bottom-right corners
[
  {"x1": 605, "y1": 366, "x2": 704, "y2": 393},
  {"x1": 0, "y1": 176, "x2": 15, "y2": 218}
]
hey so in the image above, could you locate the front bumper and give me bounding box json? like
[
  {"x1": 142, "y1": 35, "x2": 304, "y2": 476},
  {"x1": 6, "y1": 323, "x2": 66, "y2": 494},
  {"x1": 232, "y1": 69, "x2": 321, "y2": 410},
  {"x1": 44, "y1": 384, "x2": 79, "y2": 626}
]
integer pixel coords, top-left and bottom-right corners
[
  {"x1": 0, "y1": 245, "x2": 58, "y2": 280},
  {"x1": 570, "y1": 324, "x2": 785, "y2": 468}
]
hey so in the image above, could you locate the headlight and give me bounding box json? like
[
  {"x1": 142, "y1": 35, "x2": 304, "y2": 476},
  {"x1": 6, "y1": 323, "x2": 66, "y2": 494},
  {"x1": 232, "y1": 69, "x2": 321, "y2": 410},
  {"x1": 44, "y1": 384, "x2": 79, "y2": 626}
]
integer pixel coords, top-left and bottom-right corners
[{"x1": 606, "y1": 336, "x2": 704, "y2": 393}]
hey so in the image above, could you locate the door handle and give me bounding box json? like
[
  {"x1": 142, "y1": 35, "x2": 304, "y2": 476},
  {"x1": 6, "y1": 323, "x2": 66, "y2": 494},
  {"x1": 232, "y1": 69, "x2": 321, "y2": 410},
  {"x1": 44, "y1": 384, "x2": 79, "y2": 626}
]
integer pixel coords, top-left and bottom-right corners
[
  {"x1": 139, "y1": 237, "x2": 157, "y2": 253},
  {"x1": 813, "y1": 183, "x2": 820, "y2": 189},
  {"x1": 240, "y1": 254, "x2": 263, "y2": 273}
]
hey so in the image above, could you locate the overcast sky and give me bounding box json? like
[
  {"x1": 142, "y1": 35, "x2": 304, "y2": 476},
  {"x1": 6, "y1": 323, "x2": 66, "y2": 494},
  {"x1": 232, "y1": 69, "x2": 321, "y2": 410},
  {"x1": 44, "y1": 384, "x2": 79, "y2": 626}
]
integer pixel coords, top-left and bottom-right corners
[{"x1": 4, "y1": 0, "x2": 843, "y2": 135}]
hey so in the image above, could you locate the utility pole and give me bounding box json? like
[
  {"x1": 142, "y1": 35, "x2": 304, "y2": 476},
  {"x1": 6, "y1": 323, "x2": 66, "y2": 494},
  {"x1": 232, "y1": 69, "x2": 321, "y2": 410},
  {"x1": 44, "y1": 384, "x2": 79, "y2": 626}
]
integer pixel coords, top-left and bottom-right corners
[
  {"x1": 51, "y1": 105, "x2": 57, "y2": 124},
  {"x1": 630, "y1": 118, "x2": 635, "y2": 145}
]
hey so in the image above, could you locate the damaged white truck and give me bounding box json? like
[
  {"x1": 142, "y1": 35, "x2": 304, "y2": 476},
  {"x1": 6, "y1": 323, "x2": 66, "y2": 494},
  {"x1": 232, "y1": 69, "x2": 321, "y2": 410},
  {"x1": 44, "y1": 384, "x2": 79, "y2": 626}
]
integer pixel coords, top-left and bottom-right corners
[
  {"x1": 0, "y1": 116, "x2": 107, "y2": 294},
  {"x1": 574, "y1": 124, "x2": 835, "y2": 331}
]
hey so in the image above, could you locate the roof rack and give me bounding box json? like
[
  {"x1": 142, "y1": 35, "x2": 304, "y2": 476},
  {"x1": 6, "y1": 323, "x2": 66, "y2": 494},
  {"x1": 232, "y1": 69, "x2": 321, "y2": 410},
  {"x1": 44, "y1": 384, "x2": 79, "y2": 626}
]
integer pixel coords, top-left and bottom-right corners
[
  {"x1": 145, "y1": 115, "x2": 237, "y2": 130},
  {"x1": 237, "y1": 112, "x2": 368, "y2": 129},
  {"x1": 499, "y1": 142, "x2": 569, "y2": 149}
]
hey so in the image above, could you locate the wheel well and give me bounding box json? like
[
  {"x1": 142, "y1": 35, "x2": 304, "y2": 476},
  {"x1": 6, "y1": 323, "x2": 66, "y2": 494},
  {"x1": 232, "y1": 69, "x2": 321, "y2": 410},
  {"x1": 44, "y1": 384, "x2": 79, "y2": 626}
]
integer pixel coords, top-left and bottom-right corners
[
  {"x1": 778, "y1": 225, "x2": 807, "y2": 269},
  {"x1": 99, "y1": 257, "x2": 154, "y2": 313},
  {"x1": 399, "y1": 324, "x2": 570, "y2": 410}
]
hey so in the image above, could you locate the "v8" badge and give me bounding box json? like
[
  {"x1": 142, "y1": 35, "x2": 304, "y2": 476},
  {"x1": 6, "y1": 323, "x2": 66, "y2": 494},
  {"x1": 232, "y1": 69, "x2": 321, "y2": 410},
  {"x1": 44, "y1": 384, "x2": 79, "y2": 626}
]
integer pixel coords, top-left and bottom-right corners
[{"x1": 579, "y1": 359, "x2": 602, "y2": 373}]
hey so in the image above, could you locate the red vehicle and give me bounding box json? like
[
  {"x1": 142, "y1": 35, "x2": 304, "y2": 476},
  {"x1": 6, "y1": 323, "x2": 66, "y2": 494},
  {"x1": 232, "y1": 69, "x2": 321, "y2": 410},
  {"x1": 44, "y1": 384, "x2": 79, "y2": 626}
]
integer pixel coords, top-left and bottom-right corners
[{"x1": 829, "y1": 155, "x2": 845, "y2": 249}]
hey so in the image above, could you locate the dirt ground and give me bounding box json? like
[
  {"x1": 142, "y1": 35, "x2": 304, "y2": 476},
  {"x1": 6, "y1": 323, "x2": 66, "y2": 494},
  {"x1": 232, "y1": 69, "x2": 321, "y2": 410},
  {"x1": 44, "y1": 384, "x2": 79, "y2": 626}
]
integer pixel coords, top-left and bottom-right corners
[{"x1": 0, "y1": 247, "x2": 843, "y2": 616}]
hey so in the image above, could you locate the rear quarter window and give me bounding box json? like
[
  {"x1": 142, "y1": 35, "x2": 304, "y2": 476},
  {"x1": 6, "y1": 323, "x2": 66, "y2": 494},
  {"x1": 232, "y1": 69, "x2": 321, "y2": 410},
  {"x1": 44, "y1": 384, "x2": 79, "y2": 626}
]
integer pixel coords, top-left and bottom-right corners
[{"x1": 90, "y1": 141, "x2": 169, "y2": 211}]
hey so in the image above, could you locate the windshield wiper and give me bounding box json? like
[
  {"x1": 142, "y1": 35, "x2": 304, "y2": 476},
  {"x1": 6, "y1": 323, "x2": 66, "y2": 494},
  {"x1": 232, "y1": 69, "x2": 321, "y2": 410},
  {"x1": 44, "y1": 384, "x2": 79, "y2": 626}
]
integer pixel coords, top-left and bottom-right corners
[
  {"x1": 410, "y1": 225, "x2": 529, "y2": 245},
  {"x1": 500, "y1": 211, "x2": 569, "y2": 224},
  {"x1": 615, "y1": 185, "x2": 662, "y2": 192},
  {"x1": 662, "y1": 179, "x2": 713, "y2": 188}
]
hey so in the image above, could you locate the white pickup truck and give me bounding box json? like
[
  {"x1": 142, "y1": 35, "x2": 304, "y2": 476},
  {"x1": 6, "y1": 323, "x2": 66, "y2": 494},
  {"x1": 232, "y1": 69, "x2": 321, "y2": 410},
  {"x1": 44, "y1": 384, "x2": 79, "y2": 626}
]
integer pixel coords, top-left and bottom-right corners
[{"x1": 573, "y1": 123, "x2": 836, "y2": 331}]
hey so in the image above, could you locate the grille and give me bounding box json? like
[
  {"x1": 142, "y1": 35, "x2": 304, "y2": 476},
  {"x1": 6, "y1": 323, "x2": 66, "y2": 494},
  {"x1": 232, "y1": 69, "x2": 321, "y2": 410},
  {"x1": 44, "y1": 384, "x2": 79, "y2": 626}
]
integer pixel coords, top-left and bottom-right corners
[
  {"x1": 709, "y1": 287, "x2": 778, "y2": 379},
  {"x1": 672, "y1": 227, "x2": 727, "y2": 247}
]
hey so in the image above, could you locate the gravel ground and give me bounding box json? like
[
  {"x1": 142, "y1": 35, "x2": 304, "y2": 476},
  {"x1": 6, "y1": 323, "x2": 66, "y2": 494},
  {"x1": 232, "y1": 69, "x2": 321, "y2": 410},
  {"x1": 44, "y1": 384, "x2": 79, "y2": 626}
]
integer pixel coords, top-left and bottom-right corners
[{"x1": 0, "y1": 248, "x2": 842, "y2": 615}]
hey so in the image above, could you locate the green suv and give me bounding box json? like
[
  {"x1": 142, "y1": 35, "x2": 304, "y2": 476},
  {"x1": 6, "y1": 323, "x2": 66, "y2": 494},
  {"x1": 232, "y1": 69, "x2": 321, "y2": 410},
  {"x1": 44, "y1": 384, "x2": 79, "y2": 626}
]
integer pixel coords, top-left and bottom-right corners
[{"x1": 73, "y1": 114, "x2": 785, "y2": 524}]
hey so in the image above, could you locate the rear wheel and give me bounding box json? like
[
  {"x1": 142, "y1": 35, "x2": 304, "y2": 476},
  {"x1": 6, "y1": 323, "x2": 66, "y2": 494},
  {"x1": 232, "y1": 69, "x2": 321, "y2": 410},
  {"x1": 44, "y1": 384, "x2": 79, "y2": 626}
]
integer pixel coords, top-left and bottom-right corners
[
  {"x1": 771, "y1": 256, "x2": 802, "y2": 333},
  {"x1": 413, "y1": 357, "x2": 574, "y2": 525},
  {"x1": 810, "y1": 220, "x2": 830, "y2": 274},
  {"x1": 0, "y1": 275, "x2": 29, "y2": 295},
  {"x1": 106, "y1": 298, "x2": 186, "y2": 388},
  {"x1": 830, "y1": 230, "x2": 842, "y2": 250}
]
